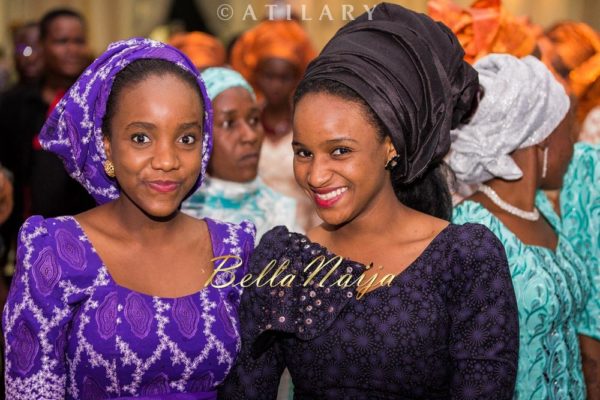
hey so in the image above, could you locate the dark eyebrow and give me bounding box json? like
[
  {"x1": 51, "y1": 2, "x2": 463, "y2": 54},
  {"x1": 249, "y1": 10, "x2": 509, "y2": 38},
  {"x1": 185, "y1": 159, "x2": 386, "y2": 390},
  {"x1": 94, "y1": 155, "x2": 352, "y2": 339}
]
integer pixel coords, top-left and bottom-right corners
[
  {"x1": 180, "y1": 122, "x2": 202, "y2": 130},
  {"x1": 324, "y1": 137, "x2": 359, "y2": 144},
  {"x1": 125, "y1": 121, "x2": 201, "y2": 130},
  {"x1": 293, "y1": 137, "x2": 359, "y2": 146},
  {"x1": 126, "y1": 121, "x2": 155, "y2": 130}
]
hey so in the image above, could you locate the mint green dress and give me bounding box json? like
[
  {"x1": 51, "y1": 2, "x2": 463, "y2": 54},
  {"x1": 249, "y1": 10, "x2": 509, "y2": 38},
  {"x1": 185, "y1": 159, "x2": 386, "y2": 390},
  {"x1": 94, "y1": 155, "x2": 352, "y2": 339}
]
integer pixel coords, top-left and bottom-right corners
[
  {"x1": 559, "y1": 143, "x2": 600, "y2": 341},
  {"x1": 453, "y1": 190, "x2": 591, "y2": 399}
]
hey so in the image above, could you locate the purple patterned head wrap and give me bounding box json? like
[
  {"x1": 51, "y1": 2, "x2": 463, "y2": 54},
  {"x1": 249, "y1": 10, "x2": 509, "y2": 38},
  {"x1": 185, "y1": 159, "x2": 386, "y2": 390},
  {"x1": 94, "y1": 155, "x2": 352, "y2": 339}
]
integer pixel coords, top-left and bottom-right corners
[{"x1": 39, "y1": 38, "x2": 213, "y2": 205}]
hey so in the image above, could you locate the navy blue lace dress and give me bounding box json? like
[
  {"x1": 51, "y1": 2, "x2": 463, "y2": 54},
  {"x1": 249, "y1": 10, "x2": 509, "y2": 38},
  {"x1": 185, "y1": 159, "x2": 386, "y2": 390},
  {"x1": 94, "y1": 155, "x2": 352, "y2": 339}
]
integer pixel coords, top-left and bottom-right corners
[{"x1": 220, "y1": 223, "x2": 519, "y2": 399}]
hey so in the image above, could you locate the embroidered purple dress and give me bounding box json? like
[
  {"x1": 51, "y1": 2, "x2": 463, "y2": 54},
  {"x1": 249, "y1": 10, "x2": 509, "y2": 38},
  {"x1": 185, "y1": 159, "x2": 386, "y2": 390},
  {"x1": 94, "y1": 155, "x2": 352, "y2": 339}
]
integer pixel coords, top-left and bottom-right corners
[
  {"x1": 3, "y1": 215, "x2": 254, "y2": 399},
  {"x1": 221, "y1": 223, "x2": 520, "y2": 399}
]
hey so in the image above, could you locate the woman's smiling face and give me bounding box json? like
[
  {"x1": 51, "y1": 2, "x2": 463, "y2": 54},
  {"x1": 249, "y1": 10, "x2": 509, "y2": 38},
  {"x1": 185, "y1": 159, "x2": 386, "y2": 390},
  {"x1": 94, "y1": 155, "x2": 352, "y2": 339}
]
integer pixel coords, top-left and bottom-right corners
[
  {"x1": 292, "y1": 91, "x2": 395, "y2": 226},
  {"x1": 103, "y1": 73, "x2": 204, "y2": 218}
]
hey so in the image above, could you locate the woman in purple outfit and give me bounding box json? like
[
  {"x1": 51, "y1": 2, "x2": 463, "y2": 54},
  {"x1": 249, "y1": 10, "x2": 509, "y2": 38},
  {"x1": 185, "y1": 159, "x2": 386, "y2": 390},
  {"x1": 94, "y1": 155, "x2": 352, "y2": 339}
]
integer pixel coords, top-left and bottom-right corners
[
  {"x1": 221, "y1": 4, "x2": 519, "y2": 399},
  {"x1": 2, "y1": 38, "x2": 254, "y2": 399}
]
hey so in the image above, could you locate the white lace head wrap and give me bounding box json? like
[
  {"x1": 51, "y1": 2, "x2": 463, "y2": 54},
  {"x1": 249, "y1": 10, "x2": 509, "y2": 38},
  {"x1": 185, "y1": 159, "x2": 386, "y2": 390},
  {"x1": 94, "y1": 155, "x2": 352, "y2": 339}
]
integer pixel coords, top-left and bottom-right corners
[{"x1": 448, "y1": 54, "x2": 570, "y2": 184}]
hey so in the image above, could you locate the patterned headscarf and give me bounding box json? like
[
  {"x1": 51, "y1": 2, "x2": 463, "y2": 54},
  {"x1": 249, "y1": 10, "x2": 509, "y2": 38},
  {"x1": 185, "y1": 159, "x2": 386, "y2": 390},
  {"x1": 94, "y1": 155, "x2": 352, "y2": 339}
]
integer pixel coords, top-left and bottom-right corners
[
  {"x1": 448, "y1": 54, "x2": 570, "y2": 184},
  {"x1": 169, "y1": 31, "x2": 226, "y2": 70},
  {"x1": 201, "y1": 67, "x2": 255, "y2": 101},
  {"x1": 230, "y1": 20, "x2": 316, "y2": 94},
  {"x1": 39, "y1": 38, "x2": 213, "y2": 205},
  {"x1": 301, "y1": 2, "x2": 479, "y2": 184},
  {"x1": 428, "y1": 0, "x2": 538, "y2": 64}
]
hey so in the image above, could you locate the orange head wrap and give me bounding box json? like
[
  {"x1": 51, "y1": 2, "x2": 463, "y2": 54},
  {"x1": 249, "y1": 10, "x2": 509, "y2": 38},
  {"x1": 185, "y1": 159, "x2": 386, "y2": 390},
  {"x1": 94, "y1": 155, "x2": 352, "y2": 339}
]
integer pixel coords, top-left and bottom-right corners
[
  {"x1": 230, "y1": 20, "x2": 316, "y2": 90},
  {"x1": 428, "y1": 0, "x2": 537, "y2": 64},
  {"x1": 168, "y1": 32, "x2": 226, "y2": 70},
  {"x1": 546, "y1": 22, "x2": 600, "y2": 121}
]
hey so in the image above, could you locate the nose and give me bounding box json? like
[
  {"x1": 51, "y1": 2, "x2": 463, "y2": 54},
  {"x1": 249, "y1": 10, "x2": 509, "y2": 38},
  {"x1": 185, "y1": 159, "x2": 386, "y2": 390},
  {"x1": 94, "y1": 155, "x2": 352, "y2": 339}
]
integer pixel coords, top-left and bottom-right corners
[
  {"x1": 239, "y1": 121, "x2": 260, "y2": 145},
  {"x1": 306, "y1": 155, "x2": 332, "y2": 188},
  {"x1": 151, "y1": 140, "x2": 180, "y2": 171}
]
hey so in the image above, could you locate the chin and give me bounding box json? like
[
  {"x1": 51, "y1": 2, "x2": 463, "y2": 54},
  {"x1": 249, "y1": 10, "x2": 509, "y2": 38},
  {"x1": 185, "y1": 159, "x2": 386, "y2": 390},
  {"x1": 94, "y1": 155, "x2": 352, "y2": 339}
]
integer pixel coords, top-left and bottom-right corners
[
  {"x1": 317, "y1": 209, "x2": 353, "y2": 227},
  {"x1": 138, "y1": 200, "x2": 181, "y2": 219},
  {"x1": 145, "y1": 207, "x2": 179, "y2": 220}
]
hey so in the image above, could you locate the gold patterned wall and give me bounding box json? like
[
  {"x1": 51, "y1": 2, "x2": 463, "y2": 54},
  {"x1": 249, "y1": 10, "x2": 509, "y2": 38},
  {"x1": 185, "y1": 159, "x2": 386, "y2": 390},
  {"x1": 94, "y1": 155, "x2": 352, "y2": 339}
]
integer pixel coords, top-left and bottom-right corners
[{"x1": 1, "y1": 0, "x2": 599, "y2": 57}]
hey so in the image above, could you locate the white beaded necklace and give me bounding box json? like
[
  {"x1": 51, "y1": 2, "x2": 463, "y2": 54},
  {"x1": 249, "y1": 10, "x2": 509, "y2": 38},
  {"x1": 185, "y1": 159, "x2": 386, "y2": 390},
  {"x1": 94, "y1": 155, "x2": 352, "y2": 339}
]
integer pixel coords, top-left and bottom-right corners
[{"x1": 477, "y1": 184, "x2": 540, "y2": 221}]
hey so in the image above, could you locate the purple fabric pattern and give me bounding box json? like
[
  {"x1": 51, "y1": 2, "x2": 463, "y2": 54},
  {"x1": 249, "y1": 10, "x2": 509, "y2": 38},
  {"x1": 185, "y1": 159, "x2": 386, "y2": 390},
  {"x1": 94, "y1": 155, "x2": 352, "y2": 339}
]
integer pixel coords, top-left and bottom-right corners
[
  {"x1": 218, "y1": 299, "x2": 237, "y2": 338},
  {"x1": 12, "y1": 320, "x2": 39, "y2": 375},
  {"x1": 55, "y1": 228, "x2": 87, "y2": 270},
  {"x1": 2, "y1": 216, "x2": 255, "y2": 399},
  {"x1": 96, "y1": 291, "x2": 119, "y2": 339},
  {"x1": 173, "y1": 297, "x2": 200, "y2": 339},
  {"x1": 32, "y1": 246, "x2": 61, "y2": 296},
  {"x1": 82, "y1": 376, "x2": 108, "y2": 400},
  {"x1": 124, "y1": 292, "x2": 153, "y2": 339},
  {"x1": 38, "y1": 38, "x2": 213, "y2": 205},
  {"x1": 141, "y1": 373, "x2": 170, "y2": 395}
]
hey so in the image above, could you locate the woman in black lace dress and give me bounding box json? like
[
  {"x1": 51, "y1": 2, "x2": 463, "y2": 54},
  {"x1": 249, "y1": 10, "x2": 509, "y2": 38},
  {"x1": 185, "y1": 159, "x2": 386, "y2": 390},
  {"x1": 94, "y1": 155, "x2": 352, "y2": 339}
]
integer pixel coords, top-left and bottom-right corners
[{"x1": 220, "y1": 3, "x2": 519, "y2": 399}]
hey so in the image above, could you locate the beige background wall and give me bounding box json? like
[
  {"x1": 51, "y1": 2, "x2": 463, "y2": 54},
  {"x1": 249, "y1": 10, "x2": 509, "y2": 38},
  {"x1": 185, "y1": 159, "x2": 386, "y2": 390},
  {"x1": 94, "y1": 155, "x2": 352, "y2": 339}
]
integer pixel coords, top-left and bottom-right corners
[{"x1": 0, "y1": 0, "x2": 598, "y2": 57}]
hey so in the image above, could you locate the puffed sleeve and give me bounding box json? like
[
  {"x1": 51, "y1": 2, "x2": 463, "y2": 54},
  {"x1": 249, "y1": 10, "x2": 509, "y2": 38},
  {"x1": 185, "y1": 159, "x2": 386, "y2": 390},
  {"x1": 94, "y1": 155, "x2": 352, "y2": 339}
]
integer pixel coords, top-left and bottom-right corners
[
  {"x1": 219, "y1": 226, "x2": 362, "y2": 399},
  {"x1": 3, "y1": 216, "x2": 70, "y2": 398},
  {"x1": 444, "y1": 223, "x2": 519, "y2": 400}
]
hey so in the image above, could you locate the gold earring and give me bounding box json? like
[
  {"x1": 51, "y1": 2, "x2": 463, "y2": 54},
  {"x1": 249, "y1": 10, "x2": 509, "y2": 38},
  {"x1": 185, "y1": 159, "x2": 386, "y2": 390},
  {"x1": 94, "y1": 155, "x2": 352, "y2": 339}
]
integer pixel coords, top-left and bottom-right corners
[
  {"x1": 385, "y1": 155, "x2": 399, "y2": 170},
  {"x1": 103, "y1": 160, "x2": 115, "y2": 178}
]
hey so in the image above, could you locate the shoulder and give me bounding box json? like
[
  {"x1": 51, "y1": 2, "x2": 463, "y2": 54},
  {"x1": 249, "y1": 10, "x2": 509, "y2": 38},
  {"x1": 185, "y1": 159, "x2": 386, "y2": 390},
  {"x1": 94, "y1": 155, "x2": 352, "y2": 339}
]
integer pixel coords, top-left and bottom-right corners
[
  {"x1": 204, "y1": 217, "x2": 256, "y2": 263},
  {"x1": 430, "y1": 223, "x2": 510, "y2": 285},
  {"x1": 445, "y1": 222, "x2": 507, "y2": 259},
  {"x1": 17, "y1": 215, "x2": 81, "y2": 247},
  {"x1": 15, "y1": 215, "x2": 94, "y2": 295},
  {"x1": 564, "y1": 142, "x2": 600, "y2": 190},
  {"x1": 240, "y1": 226, "x2": 362, "y2": 343},
  {"x1": 453, "y1": 201, "x2": 517, "y2": 249}
]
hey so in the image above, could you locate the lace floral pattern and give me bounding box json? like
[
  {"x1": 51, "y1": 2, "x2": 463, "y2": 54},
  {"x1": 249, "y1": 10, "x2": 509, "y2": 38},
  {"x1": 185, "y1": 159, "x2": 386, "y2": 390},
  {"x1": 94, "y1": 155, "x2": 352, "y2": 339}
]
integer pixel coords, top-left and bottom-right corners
[
  {"x1": 454, "y1": 197, "x2": 590, "y2": 400},
  {"x1": 221, "y1": 223, "x2": 519, "y2": 399},
  {"x1": 3, "y1": 215, "x2": 255, "y2": 399}
]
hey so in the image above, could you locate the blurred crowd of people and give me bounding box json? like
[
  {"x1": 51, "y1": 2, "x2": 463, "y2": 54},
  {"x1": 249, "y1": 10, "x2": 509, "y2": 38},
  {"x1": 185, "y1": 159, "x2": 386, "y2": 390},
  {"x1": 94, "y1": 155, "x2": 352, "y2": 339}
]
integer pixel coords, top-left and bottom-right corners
[{"x1": 0, "y1": 1, "x2": 598, "y2": 399}]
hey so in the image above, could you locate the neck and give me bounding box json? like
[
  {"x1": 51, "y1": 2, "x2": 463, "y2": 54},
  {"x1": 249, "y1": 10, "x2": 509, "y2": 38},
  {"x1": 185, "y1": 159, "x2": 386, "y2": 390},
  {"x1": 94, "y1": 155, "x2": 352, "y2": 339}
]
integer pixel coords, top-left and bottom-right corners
[
  {"x1": 482, "y1": 147, "x2": 540, "y2": 212},
  {"x1": 107, "y1": 197, "x2": 183, "y2": 246}
]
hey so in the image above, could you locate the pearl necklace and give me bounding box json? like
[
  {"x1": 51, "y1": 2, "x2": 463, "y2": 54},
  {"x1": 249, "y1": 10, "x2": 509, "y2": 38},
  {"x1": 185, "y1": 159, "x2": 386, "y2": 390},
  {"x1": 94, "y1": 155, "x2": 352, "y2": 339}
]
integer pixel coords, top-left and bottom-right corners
[{"x1": 477, "y1": 184, "x2": 540, "y2": 221}]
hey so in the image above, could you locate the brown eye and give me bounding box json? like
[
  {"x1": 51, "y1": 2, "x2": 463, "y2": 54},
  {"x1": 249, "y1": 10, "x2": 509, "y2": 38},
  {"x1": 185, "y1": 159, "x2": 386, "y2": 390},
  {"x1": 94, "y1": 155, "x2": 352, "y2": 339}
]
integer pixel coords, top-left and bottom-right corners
[
  {"x1": 179, "y1": 134, "x2": 197, "y2": 145},
  {"x1": 295, "y1": 149, "x2": 312, "y2": 158},
  {"x1": 131, "y1": 133, "x2": 150, "y2": 144},
  {"x1": 332, "y1": 147, "x2": 351, "y2": 156}
]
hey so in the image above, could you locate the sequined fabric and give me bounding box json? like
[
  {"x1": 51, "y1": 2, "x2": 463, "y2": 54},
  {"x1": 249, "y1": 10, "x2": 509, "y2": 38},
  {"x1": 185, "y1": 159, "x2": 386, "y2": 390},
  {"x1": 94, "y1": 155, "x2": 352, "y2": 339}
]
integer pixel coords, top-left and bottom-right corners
[{"x1": 220, "y1": 223, "x2": 519, "y2": 399}]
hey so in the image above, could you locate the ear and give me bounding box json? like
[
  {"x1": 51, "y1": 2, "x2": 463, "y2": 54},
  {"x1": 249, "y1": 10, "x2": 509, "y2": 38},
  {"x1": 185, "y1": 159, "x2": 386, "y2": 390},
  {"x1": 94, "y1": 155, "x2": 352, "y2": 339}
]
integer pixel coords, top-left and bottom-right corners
[
  {"x1": 103, "y1": 135, "x2": 112, "y2": 161},
  {"x1": 384, "y1": 135, "x2": 396, "y2": 160},
  {"x1": 536, "y1": 139, "x2": 549, "y2": 154}
]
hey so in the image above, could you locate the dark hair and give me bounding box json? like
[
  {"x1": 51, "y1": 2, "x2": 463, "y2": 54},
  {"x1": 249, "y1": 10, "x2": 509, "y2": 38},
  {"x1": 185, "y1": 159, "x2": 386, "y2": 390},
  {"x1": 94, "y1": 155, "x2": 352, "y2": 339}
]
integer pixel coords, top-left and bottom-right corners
[
  {"x1": 293, "y1": 79, "x2": 455, "y2": 221},
  {"x1": 40, "y1": 8, "x2": 86, "y2": 40},
  {"x1": 102, "y1": 58, "x2": 203, "y2": 137}
]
